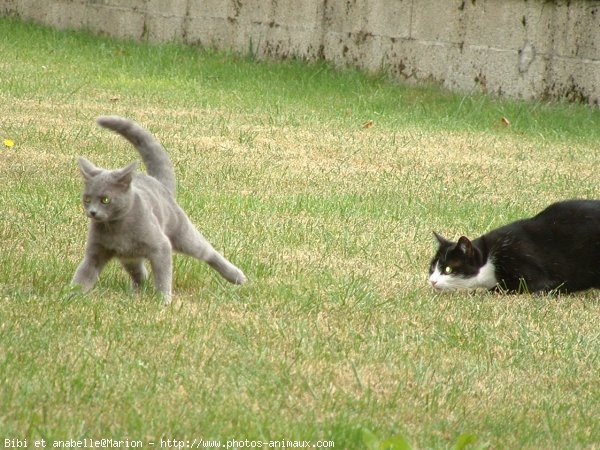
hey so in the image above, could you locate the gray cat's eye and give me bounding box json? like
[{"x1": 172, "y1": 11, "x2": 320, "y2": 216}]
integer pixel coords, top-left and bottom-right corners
[
  {"x1": 100, "y1": 196, "x2": 111, "y2": 204},
  {"x1": 83, "y1": 196, "x2": 91, "y2": 204}
]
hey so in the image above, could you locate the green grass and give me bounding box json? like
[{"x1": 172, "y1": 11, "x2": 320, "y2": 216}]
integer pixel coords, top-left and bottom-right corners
[{"x1": 1, "y1": 17, "x2": 599, "y2": 449}]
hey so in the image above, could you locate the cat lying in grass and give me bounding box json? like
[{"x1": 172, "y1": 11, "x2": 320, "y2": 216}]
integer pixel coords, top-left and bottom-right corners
[
  {"x1": 72, "y1": 116, "x2": 246, "y2": 304},
  {"x1": 429, "y1": 200, "x2": 600, "y2": 294}
]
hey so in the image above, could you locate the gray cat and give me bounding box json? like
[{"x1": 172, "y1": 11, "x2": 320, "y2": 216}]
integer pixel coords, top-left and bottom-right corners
[{"x1": 72, "y1": 116, "x2": 247, "y2": 304}]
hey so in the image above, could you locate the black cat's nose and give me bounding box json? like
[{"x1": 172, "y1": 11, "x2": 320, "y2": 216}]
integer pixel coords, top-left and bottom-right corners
[{"x1": 431, "y1": 280, "x2": 438, "y2": 287}]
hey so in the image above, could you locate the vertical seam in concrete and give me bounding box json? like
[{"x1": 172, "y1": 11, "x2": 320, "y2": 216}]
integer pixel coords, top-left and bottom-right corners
[
  {"x1": 408, "y1": 0, "x2": 414, "y2": 39},
  {"x1": 318, "y1": 0, "x2": 328, "y2": 59},
  {"x1": 541, "y1": 0, "x2": 557, "y2": 98},
  {"x1": 182, "y1": 0, "x2": 191, "y2": 43}
]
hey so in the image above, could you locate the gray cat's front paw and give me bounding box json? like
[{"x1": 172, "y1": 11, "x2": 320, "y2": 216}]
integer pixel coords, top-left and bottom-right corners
[
  {"x1": 63, "y1": 284, "x2": 85, "y2": 300},
  {"x1": 160, "y1": 293, "x2": 172, "y2": 306}
]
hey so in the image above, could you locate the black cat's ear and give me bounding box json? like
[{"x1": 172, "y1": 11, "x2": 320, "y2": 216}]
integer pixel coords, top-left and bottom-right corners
[
  {"x1": 78, "y1": 157, "x2": 102, "y2": 180},
  {"x1": 457, "y1": 236, "x2": 474, "y2": 256},
  {"x1": 433, "y1": 232, "x2": 449, "y2": 246},
  {"x1": 111, "y1": 161, "x2": 138, "y2": 188}
]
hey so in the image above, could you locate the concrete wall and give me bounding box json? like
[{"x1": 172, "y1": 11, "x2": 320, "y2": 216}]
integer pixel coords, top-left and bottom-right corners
[{"x1": 1, "y1": 0, "x2": 599, "y2": 104}]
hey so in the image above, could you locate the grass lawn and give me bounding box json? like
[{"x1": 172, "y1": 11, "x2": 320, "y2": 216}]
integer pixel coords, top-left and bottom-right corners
[{"x1": 0, "y1": 17, "x2": 599, "y2": 450}]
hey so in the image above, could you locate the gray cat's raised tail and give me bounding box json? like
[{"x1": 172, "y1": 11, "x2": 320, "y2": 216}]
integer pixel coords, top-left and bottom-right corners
[{"x1": 96, "y1": 116, "x2": 177, "y2": 195}]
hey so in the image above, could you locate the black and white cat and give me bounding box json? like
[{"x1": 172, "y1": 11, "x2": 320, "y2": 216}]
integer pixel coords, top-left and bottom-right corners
[{"x1": 429, "y1": 200, "x2": 600, "y2": 294}]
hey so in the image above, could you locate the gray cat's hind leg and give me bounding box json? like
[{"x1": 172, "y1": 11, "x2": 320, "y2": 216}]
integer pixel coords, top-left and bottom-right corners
[
  {"x1": 72, "y1": 249, "x2": 112, "y2": 293},
  {"x1": 206, "y1": 252, "x2": 247, "y2": 285},
  {"x1": 173, "y1": 221, "x2": 247, "y2": 285},
  {"x1": 120, "y1": 258, "x2": 148, "y2": 291}
]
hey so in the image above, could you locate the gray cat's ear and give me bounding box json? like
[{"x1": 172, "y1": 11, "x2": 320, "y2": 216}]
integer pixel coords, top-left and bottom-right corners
[
  {"x1": 78, "y1": 157, "x2": 102, "y2": 180},
  {"x1": 111, "y1": 161, "x2": 138, "y2": 188}
]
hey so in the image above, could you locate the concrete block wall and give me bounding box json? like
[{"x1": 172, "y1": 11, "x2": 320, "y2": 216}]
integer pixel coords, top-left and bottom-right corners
[{"x1": 1, "y1": 0, "x2": 599, "y2": 104}]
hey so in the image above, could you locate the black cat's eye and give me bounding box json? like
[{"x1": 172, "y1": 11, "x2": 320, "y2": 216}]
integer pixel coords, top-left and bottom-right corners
[
  {"x1": 83, "y1": 196, "x2": 91, "y2": 204},
  {"x1": 100, "y1": 196, "x2": 111, "y2": 205},
  {"x1": 444, "y1": 266, "x2": 453, "y2": 274}
]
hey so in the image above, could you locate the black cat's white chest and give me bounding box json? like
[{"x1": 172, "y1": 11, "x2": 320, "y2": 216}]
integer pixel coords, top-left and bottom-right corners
[{"x1": 429, "y1": 258, "x2": 497, "y2": 291}]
